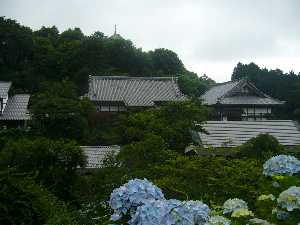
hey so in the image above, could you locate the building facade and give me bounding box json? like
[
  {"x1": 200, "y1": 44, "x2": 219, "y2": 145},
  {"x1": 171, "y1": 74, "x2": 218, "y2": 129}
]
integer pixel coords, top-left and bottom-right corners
[{"x1": 87, "y1": 76, "x2": 186, "y2": 112}]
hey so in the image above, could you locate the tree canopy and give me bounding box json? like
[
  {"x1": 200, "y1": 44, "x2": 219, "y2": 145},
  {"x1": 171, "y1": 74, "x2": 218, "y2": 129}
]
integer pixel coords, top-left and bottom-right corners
[{"x1": 0, "y1": 17, "x2": 213, "y2": 96}]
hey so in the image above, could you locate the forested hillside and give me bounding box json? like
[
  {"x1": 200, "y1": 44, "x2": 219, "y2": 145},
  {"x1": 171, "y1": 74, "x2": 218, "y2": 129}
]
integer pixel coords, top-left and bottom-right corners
[
  {"x1": 1, "y1": 17, "x2": 300, "y2": 225},
  {"x1": 0, "y1": 17, "x2": 214, "y2": 97}
]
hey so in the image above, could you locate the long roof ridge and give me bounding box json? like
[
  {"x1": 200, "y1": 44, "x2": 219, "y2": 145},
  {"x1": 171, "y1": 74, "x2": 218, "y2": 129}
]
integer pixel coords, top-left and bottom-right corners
[{"x1": 91, "y1": 75, "x2": 178, "y2": 80}]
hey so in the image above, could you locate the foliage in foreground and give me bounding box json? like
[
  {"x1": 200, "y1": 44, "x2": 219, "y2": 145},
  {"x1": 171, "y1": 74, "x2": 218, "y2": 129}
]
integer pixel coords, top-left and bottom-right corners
[
  {"x1": 106, "y1": 155, "x2": 300, "y2": 225},
  {"x1": 0, "y1": 137, "x2": 86, "y2": 200},
  {"x1": 0, "y1": 170, "x2": 76, "y2": 225}
]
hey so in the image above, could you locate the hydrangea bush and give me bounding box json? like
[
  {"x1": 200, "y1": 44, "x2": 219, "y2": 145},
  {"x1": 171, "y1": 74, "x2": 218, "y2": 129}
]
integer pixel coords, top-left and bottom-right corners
[
  {"x1": 130, "y1": 199, "x2": 210, "y2": 225},
  {"x1": 277, "y1": 186, "x2": 300, "y2": 212},
  {"x1": 107, "y1": 154, "x2": 300, "y2": 225},
  {"x1": 263, "y1": 155, "x2": 300, "y2": 177},
  {"x1": 222, "y1": 198, "x2": 248, "y2": 215},
  {"x1": 109, "y1": 178, "x2": 165, "y2": 221},
  {"x1": 204, "y1": 215, "x2": 231, "y2": 225}
]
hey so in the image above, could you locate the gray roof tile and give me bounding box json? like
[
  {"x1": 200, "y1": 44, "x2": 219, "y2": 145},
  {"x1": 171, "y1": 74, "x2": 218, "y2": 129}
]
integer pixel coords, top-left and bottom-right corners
[
  {"x1": 88, "y1": 76, "x2": 186, "y2": 107},
  {"x1": 0, "y1": 81, "x2": 11, "y2": 98},
  {"x1": 201, "y1": 80, "x2": 283, "y2": 105},
  {"x1": 201, "y1": 81, "x2": 240, "y2": 105},
  {"x1": 0, "y1": 94, "x2": 30, "y2": 120}
]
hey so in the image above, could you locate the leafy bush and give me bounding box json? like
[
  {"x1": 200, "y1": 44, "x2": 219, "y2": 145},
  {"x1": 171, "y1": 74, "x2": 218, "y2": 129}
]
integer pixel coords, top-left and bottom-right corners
[
  {"x1": 238, "y1": 134, "x2": 283, "y2": 160},
  {"x1": 106, "y1": 154, "x2": 300, "y2": 225},
  {"x1": 0, "y1": 137, "x2": 85, "y2": 200},
  {"x1": 0, "y1": 169, "x2": 76, "y2": 225},
  {"x1": 152, "y1": 156, "x2": 263, "y2": 206},
  {"x1": 118, "y1": 134, "x2": 176, "y2": 169},
  {"x1": 119, "y1": 101, "x2": 210, "y2": 152}
]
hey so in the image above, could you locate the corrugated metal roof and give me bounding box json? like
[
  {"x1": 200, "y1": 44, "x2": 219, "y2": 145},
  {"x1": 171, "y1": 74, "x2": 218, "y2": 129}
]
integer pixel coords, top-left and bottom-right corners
[
  {"x1": 80, "y1": 145, "x2": 120, "y2": 168},
  {"x1": 201, "y1": 80, "x2": 283, "y2": 105},
  {"x1": 88, "y1": 76, "x2": 186, "y2": 107},
  {"x1": 197, "y1": 120, "x2": 300, "y2": 148},
  {"x1": 0, "y1": 94, "x2": 30, "y2": 120},
  {"x1": 0, "y1": 81, "x2": 11, "y2": 98}
]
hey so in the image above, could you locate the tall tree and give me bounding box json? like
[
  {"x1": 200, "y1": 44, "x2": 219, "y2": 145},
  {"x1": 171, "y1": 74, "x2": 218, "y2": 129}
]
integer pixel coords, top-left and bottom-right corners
[{"x1": 30, "y1": 80, "x2": 95, "y2": 141}]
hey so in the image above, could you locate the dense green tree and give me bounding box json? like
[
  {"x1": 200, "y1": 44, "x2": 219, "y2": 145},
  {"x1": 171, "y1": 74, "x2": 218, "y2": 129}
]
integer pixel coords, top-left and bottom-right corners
[
  {"x1": 118, "y1": 101, "x2": 210, "y2": 152},
  {"x1": 178, "y1": 71, "x2": 215, "y2": 97},
  {"x1": 0, "y1": 169, "x2": 76, "y2": 225},
  {"x1": 34, "y1": 26, "x2": 59, "y2": 45},
  {"x1": 149, "y1": 48, "x2": 185, "y2": 75},
  {"x1": 60, "y1": 27, "x2": 84, "y2": 41},
  {"x1": 0, "y1": 137, "x2": 85, "y2": 200},
  {"x1": 238, "y1": 134, "x2": 284, "y2": 160},
  {"x1": 30, "y1": 80, "x2": 95, "y2": 141},
  {"x1": 0, "y1": 17, "x2": 33, "y2": 70},
  {"x1": 118, "y1": 134, "x2": 176, "y2": 169}
]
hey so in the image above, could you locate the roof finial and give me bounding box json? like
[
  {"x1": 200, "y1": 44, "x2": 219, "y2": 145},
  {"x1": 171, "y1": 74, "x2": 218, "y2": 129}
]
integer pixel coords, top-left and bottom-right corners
[{"x1": 114, "y1": 24, "x2": 117, "y2": 35}]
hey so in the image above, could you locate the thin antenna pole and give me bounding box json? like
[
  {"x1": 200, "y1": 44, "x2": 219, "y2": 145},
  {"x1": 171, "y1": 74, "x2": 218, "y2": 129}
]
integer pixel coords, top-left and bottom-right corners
[{"x1": 114, "y1": 24, "x2": 117, "y2": 35}]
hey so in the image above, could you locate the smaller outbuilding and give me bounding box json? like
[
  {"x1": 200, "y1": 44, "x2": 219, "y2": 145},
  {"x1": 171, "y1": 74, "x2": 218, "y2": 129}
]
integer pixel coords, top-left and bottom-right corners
[{"x1": 80, "y1": 145, "x2": 120, "y2": 169}]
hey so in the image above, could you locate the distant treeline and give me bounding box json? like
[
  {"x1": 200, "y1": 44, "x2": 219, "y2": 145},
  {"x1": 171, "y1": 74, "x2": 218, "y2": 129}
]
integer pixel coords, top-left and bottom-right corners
[{"x1": 0, "y1": 17, "x2": 214, "y2": 96}]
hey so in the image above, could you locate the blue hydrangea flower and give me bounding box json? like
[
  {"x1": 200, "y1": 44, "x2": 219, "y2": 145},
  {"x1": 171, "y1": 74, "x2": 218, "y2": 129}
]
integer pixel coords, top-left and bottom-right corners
[
  {"x1": 223, "y1": 198, "x2": 248, "y2": 214},
  {"x1": 204, "y1": 215, "x2": 231, "y2": 225},
  {"x1": 277, "y1": 186, "x2": 300, "y2": 212},
  {"x1": 129, "y1": 199, "x2": 210, "y2": 225},
  {"x1": 109, "y1": 178, "x2": 165, "y2": 221},
  {"x1": 263, "y1": 155, "x2": 300, "y2": 177},
  {"x1": 272, "y1": 208, "x2": 289, "y2": 220}
]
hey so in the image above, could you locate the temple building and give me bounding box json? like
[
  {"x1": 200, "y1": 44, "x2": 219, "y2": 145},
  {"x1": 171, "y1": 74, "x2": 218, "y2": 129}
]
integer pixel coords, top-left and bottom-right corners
[
  {"x1": 0, "y1": 81, "x2": 30, "y2": 129},
  {"x1": 87, "y1": 76, "x2": 186, "y2": 112},
  {"x1": 190, "y1": 79, "x2": 300, "y2": 148},
  {"x1": 201, "y1": 79, "x2": 284, "y2": 121}
]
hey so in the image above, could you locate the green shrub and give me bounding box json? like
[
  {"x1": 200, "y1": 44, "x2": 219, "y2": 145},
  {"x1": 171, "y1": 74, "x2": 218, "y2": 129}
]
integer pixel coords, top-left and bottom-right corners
[
  {"x1": 151, "y1": 156, "x2": 263, "y2": 206},
  {"x1": 118, "y1": 134, "x2": 177, "y2": 169},
  {"x1": 0, "y1": 137, "x2": 86, "y2": 200},
  {"x1": 238, "y1": 134, "x2": 283, "y2": 160},
  {"x1": 0, "y1": 169, "x2": 76, "y2": 225}
]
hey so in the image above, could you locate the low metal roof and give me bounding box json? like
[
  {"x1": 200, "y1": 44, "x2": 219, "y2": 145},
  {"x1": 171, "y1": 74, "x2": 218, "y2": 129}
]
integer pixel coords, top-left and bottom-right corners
[
  {"x1": 88, "y1": 76, "x2": 186, "y2": 107},
  {"x1": 80, "y1": 145, "x2": 120, "y2": 168},
  {"x1": 0, "y1": 94, "x2": 30, "y2": 120},
  {"x1": 0, "y1": 81, "x2": 11, "y2": 98},
  {"x1": 197, "y1": 120, "x2": 300, "y2": 148}
]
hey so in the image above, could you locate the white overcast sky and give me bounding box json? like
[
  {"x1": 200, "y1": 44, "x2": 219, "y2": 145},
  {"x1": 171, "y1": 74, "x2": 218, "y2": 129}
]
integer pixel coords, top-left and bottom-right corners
[{"x1": 1, "y1": 0, "x2": 300, "y2": 82}]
